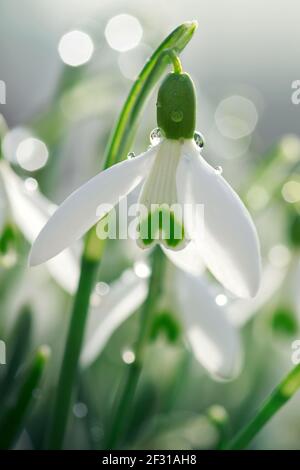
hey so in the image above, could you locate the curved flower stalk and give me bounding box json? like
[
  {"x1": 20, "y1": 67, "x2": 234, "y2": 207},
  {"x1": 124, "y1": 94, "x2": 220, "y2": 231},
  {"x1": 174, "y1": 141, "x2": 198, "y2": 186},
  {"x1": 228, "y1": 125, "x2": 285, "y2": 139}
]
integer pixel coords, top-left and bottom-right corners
[
  {"x1": 30, "y1": 71, "x2": 261, "y2": 299},
  {"x1": 82, "y1": 264, "x2": 241, "y2": 380},
  {"x1": 0, "y1": 161, "x2": 79, "y2": 293}
]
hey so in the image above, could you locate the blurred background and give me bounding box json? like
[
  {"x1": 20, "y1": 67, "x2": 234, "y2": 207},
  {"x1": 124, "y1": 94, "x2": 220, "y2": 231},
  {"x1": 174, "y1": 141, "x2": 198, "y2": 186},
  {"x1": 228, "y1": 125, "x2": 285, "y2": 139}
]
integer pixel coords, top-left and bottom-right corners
[{"x1": 0, "y1": 0, "x2": 300, "y2": 450}]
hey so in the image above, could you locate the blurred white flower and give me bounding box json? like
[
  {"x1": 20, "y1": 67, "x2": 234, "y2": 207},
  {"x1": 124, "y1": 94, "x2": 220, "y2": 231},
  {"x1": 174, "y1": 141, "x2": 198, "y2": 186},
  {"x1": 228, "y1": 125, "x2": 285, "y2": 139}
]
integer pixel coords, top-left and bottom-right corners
[
  {"x1": 0, "y1": 161, "x2": 79, "y2": 292},
  {"x1": 81, "y1": 269, "x2": 147, "y2": 367},
  {"x1": 81, "y1": 266, "x2": 242, "y2": 381}
]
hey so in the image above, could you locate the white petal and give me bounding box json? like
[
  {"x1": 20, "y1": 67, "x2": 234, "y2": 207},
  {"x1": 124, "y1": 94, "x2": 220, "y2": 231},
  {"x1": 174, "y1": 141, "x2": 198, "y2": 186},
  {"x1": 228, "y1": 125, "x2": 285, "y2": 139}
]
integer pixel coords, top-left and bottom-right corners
[
  {"x1": 0, "y1": 161, "x2": 79, "y2": 293},
  {"x1": 162, "y1": 241, "x2": 204, "y2": 275},
  {"x1": 176, "y1": 268, "x2": 242, "y2": 380},
  {"x1": 46, "y1": 250, "x2": 79, "y2": 294},
  {"x1": 81, "y1": 270, "x2": 147, "y2": 367},
  {"x1": 228, "y1": 263, "x2": 288, "y2": 327},
  {"x1": 177, "y1": 140, "x2": 261, "y2": 298},
  {"x1": 29, "y1": 147, "x2": 157, "y2": 265}
]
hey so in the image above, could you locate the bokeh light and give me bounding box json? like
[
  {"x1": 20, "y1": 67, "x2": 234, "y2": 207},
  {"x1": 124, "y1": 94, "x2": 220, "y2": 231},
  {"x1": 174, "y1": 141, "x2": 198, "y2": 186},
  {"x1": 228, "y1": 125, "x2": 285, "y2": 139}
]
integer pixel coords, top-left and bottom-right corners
[
  {"x1": 280, "y1": 135, "x2": 300, "y2": 162},
  {"x1": 268, "y1": 244, "x2": 291, "y2": 268},
  {"x1": 16, "y1": 137, "x2": 49, "y2": 171},
  {"x1": 122, "y1": 349, "x2": 135, "y2": 364},
  {"x1": 95, "y1": 281, "x2": 110, "y2": 296},
  {"x1": 73, "y1": 402, "x2": 88, "y2": 419},
  {"x1": 215, "y1": 294, "x2": 228, "y2": 306},
  {"x1": 282, "y1": 180, "x2": 300, "y2": 203},
  {"x1": 246, "y1": 185, "x2": 270, "y2": 210},
  {"x1": 215, "y1": 95, "x2": 258, "y2": 139},
  {"x1": 58, "y1": 30, "x2": 94, "y2": 67},
  {"x1": 2, "y1": 127, "x2": 31, "y2": 164},
  {"x1": 134, "y1": 260, "x2": 151, "y2": 278},
  {"x1": 24, "y1": 177, "x2": 38, "y2": 192},
  {"x1": 105, "y1": 14, "x2": 143, "y2": 52}
]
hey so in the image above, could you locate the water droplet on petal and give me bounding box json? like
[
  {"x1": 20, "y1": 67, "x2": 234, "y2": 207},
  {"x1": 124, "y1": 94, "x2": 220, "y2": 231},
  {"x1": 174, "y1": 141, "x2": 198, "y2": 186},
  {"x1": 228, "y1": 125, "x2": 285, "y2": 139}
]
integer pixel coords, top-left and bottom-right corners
[
  {"x1": 215, "y1": 166, "x2": 223, "y2": 175},
  {"x1": 127, "y1": 152, "x2": 135, "y2": 160},
  {"x1": 194, "y1": 131, "x2": 205, "y2": 149},
  {"x1": 150, "y1": 127, "x2": 162, "y2": 146}
]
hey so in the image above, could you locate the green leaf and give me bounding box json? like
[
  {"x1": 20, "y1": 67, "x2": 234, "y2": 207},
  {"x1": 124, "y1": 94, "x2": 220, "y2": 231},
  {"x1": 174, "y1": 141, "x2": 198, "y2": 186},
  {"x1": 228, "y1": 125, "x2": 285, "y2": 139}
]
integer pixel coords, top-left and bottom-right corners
[
  {"x1": 224, "y1": 364, "x2": 300, "y2": 450},
  {"x1": 0, "y1": 345, "x2": 50, "y2": 449},
  {"x1": 0, "y1": 306, "x2": 32, "y2": 406}
]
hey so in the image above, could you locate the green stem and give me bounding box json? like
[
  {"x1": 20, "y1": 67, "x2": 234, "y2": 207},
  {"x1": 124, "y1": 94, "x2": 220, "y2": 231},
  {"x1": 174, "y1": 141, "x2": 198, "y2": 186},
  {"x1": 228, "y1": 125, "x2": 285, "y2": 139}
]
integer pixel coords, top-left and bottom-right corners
[
  {"x1": 47, "y1": 250, "x2": 100, "y2": 449},
  {"x1": 168, "y1": 50, "x2": 183, "y2": 74},
  {"x1": 0, "y1": 346, "x2": 50, "y2": 449},
  {"x1": 105, "y1": 246, "x2": 165, "y2": 449},
  {"x1": 224, "y1": 364, "x2": 300, "y2": 450},
  {"x1": 47, "y1": 21, "x2": 197, "y2": 449}
]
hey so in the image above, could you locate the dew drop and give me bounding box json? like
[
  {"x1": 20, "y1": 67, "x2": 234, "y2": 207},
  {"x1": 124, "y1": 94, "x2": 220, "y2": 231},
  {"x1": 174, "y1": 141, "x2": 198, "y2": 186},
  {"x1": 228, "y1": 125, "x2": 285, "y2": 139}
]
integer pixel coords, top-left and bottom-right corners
[
  {"x1": 150, "y1": 127, "x2": 162, "y2": 145},
  {"x1": 215, "y1": 166, "x2": 223, "y2": 175},
  {"x1": 127, "y1": 152, "x2": 135, "y2": 159},
  {"x1": 24, "y1": 177, "x2": 38, "y2": 191},
  {"x1": 194, "y1": 131, "x2": 205, "y2": 149},
  {"x1": 171, "y1": 110, "x2": 183, "y2": 123}
]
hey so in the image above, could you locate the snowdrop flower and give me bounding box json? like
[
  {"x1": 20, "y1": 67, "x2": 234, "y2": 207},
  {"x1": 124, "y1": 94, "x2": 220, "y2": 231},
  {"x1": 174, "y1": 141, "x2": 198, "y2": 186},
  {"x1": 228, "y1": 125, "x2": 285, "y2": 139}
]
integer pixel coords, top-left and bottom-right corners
[
  {"x1": 81, "y1": 265, "x2": 241, "y2": 380},
  {"x1": 30, "y1": 70, "x2": 261, "y2": 298},
  {"x1": 0, "y1": 160, "x2": 79, "y2": 292}
]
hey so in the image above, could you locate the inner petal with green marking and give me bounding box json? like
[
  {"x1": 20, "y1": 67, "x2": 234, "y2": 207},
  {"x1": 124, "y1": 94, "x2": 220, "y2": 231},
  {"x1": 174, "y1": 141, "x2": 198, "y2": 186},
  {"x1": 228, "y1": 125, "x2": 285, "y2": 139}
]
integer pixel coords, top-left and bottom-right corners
[{"x1": 137, "y1": 139, "x2": 186, "y2": 250}]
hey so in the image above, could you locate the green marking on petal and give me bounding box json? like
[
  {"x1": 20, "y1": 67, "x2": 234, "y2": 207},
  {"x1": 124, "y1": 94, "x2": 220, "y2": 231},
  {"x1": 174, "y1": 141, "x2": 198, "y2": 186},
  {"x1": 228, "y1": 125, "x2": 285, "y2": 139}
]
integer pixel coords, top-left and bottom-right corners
[
  {"x1": 150, "y1": 310, "x2": 182, "y2": 343},
  {"x1": 138, "y1": 205, "x2": 185, "y2": 249}
]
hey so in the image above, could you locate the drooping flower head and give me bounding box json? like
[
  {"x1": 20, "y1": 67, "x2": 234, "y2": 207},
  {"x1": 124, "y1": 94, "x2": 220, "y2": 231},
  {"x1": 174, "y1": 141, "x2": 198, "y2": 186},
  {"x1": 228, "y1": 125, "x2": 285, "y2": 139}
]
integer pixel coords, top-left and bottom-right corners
[
  {"x1": 137, "y1": 71, "x2": 196, "y2": 250},
  {"x1": 30, "y1": 64, "x2": 261, "y2": 298}
]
